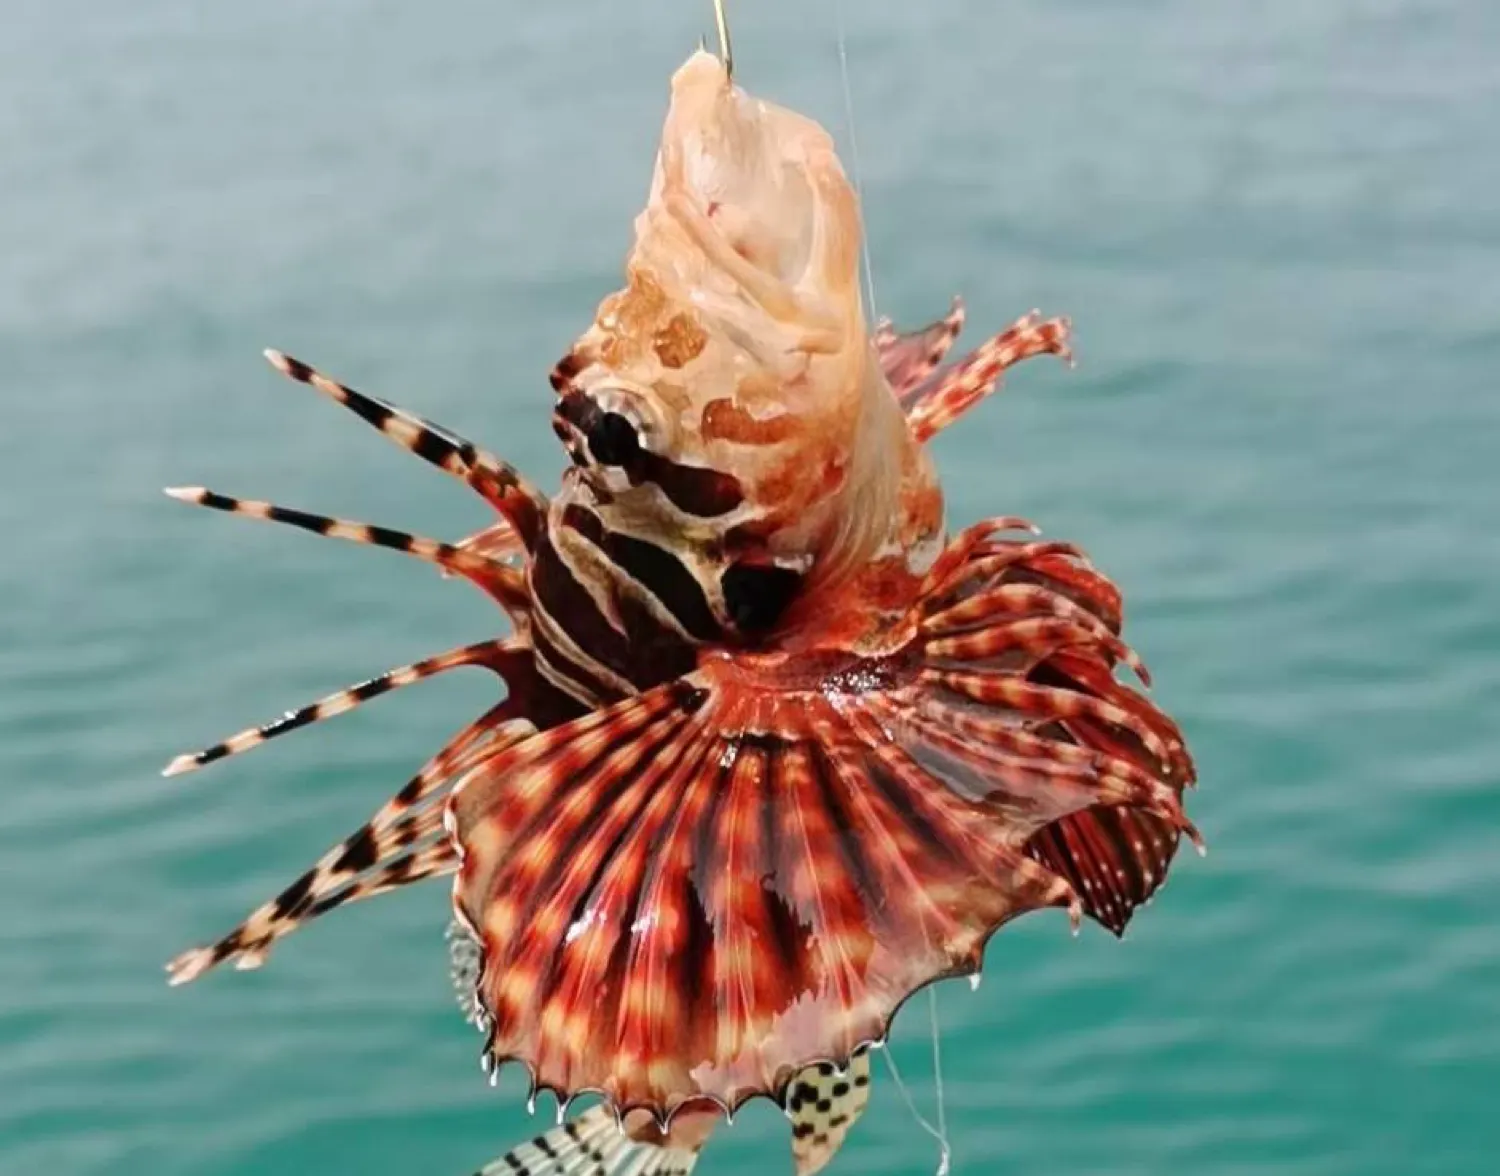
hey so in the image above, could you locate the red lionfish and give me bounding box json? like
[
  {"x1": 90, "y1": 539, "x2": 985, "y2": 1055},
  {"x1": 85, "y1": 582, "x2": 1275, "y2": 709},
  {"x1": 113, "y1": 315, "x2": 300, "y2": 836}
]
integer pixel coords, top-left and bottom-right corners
[{"x1": 164, "y1": 32, "x2": 1199, "y2": 1176}]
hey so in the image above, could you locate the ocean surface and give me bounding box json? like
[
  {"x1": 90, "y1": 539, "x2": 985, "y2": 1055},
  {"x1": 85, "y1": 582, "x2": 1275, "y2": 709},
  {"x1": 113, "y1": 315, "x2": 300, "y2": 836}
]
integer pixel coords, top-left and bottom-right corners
[{"x1": 4, "y1": 0, "x2": 1497, "y2": 1173}]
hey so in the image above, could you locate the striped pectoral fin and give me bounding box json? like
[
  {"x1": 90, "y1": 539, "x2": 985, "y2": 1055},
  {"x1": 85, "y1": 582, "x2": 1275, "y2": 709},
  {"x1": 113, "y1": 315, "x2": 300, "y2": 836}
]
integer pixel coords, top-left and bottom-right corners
[
  {"x1": 903, "y1": 310, "x2": 1073, "y2": 443},
  {"x1": 440, "y1": 521, "x2": 1194, "y2": 1130},
  {"x1": 874, "y1": 295, "x2": 966, "y2": 400},
  {"x1": 787, "y1": 1051, "x2": 874, "y2": 1176},
  {"x1": 162, "y1": 638, "x2": 526, "y2": 778},
  {"x1": 163, "y1": 486, "x2": 529, "y2": 616},
  {"x1": 166, "y1": 807, "x2": 455, "y2": 985},
  {"x1": 167, "y1": 705, "x2": 536, "y2": 986},
  {"x1": 444, "y1": 521, "x2": 1194, "y2": 1122},
  {"x1": 471, "y1": 1106, "x2": 702, "y2": 1176},
  {"x1": 443, "y1": 652, "x2": 1129, "y2": 1121},
  {"x1": 263, "y1": 349, "x2": 548, "y2": 548}
]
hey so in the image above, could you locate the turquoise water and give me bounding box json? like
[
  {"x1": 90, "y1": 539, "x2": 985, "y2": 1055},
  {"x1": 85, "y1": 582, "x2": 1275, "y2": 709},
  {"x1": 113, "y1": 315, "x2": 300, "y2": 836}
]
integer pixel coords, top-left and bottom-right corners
[{"x1": 4, "y1": 0, "x2": 1498, "y2": 1172}]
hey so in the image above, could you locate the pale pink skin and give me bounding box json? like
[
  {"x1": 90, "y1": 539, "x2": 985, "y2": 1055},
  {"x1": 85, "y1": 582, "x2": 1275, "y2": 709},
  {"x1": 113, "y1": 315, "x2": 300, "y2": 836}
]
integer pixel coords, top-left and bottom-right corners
[{"x1": 557, "y1": 50, "x2": 944, "y2": 655}]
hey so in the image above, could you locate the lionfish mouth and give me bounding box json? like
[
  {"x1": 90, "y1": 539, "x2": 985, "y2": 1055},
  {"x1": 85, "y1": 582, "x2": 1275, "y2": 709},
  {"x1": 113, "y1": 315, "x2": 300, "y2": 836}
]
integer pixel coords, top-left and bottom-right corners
[{"x1": 161, "y1": 24, "x2": 1198, "y2": 1175}]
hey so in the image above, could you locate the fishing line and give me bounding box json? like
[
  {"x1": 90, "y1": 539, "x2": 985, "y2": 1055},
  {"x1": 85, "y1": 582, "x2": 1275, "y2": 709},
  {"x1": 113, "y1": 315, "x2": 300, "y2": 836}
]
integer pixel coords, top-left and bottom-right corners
[
  {"x1": 881, "y1": 1040, "x2": 954, "y2": 1176},
  {"x1": 833, "y1": 0, "x2": 879, "y2": 322},
  {"x1": 832, "y1": 3, "x2": 952, "y2": 1168},
  {"x1": 928, "y1": 987, "x2": 951, "y2": 1165}
]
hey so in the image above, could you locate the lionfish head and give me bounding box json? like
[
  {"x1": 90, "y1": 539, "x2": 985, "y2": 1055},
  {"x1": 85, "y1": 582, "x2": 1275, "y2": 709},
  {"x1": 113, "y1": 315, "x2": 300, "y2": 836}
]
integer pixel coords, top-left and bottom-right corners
[{"x1": 551, "y1": 49, "x2": 938, "y2": 638}]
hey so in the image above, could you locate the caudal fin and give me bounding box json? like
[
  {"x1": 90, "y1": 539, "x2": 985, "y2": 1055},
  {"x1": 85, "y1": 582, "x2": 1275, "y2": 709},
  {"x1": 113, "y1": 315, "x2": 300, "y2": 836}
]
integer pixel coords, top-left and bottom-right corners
[
  {"x1": 473, "y1": 1106, "x2": 700, "y2": 1176},
  {"x1": 788, "y1": 1049, "x2": 873, "y2": 1176}
]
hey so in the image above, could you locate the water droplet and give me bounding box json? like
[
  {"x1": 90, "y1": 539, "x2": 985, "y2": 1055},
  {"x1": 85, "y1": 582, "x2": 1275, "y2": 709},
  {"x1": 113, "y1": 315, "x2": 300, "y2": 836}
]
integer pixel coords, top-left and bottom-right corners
[{"x1": 968, "y1": 972, "x2": 982, "y2": 992}]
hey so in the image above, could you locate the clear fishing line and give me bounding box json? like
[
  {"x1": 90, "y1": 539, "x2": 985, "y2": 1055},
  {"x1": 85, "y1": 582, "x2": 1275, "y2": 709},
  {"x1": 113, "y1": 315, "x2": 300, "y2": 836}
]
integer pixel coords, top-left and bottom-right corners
[{"x1": 832, "y1": 5, "x2": 953, "y2": 1165}]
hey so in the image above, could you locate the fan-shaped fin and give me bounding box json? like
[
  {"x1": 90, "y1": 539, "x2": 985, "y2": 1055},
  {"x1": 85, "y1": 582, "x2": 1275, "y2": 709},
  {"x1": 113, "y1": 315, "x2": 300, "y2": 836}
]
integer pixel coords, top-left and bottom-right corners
[
  {"x1": 787, "y1": 1050, "x2": 873, "y2": 1176},
  {"x1": 444, "y1": 518, "x2": 1196, "y2": 1122},
  {"x1": 874, "y1": 295, "x2": 966, "y2": 400},
  {"x1": 163, "y1": 486, "x2": 528, "y2": 615},
  {"x1": 448, "y1": 670, "x2": 1085, "y2": 1117},
  {"x1": 903, "y1": 310, "x2": 1073, "y2": 443},
  {"x1": 263, "y1": 349, "x2": 548, "y2": 548}
]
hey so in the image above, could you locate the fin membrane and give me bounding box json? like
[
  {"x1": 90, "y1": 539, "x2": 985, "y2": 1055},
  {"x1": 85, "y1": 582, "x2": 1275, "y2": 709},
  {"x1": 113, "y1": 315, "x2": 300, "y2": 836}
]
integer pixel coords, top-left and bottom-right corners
[
  {"x1": 874, "y1": 296, "x2": 966, "y2": 399},
  {"x1": 1026, "y1": 764, "x2": 1183, "y2": 935}
]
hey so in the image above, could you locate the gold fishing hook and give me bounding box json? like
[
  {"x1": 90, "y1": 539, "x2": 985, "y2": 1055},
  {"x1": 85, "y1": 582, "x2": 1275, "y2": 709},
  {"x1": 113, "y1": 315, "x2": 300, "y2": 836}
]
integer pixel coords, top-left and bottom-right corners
[{"x1": 712, "y1": 0, "x2": 733, "y2": 80}]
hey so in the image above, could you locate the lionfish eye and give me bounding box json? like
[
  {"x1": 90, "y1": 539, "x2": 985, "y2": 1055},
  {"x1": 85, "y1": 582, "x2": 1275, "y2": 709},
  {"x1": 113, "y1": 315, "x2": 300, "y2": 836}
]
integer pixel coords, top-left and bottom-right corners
[{"x1": 587, "y1": 411, "x2": 642, "y2": 467}]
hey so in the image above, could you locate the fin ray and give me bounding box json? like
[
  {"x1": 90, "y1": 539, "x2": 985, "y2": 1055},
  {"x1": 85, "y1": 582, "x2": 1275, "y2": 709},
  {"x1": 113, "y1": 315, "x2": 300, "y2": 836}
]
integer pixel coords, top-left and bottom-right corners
[
  {"x1": 163, "y1": 638, "x2": 524, "y2": 777},
  {"x1": 903, "y1": 310, "x2": 1073, "y2": 442},
  {"x1": 163, "y1": 486, "x2": 528, "y2": 613},
  {"x1": 263, "y1": 350, "x2": 548, "y2": 547},
  {"x1": 167, "y1": 803, "x2": 452, "y2": 985},
  {"x1": 166, "y1": 705, "x2": 536, "y2": 985}
]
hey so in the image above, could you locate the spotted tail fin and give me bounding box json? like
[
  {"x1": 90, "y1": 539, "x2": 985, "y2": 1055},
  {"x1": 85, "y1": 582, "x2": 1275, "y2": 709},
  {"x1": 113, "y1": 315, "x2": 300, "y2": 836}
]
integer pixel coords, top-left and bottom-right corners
[
  {"x1": 473, "y1": 1107, "x2": 700, "y2": 1176},
  {"x1": 447, "y1": 918, "x2": 485, "y2": 1027},
  {"x1": 788, "y1": 1050, "x2": 874, "y2": 1176}
]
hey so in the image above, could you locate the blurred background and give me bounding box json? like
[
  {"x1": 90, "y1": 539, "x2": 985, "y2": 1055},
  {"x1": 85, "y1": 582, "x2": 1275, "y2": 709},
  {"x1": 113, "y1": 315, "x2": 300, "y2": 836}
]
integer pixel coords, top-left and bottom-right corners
[{"x1": 3, "y1": 0, "x2": 1497, "y2": 1172}]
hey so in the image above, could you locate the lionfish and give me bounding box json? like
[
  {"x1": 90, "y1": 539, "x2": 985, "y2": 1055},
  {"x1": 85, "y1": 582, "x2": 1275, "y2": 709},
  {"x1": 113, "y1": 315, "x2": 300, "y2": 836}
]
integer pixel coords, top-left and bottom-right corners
[{"x1": 164, "y1": 31, "x2": 1198, "y2": 1176}]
